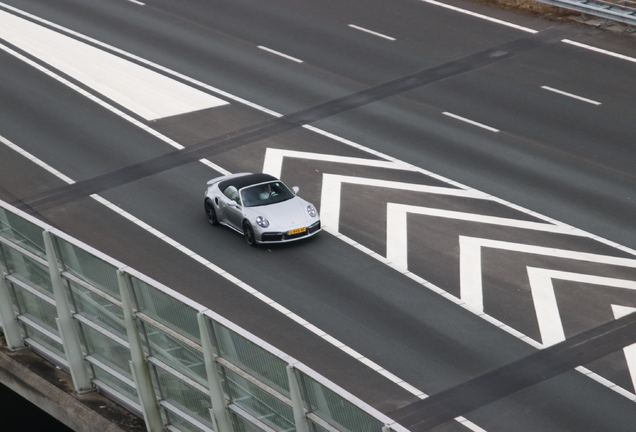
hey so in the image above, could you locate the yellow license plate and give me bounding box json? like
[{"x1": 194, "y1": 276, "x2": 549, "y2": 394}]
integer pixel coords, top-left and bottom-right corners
[{"x1": 288, "y1": 227, "x2": 307, "y2": 235}]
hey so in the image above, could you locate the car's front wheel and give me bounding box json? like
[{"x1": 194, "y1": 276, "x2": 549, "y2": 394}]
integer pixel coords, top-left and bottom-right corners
[
  {"x1": 204, "y1": 199, "x2": 219, "y2": 226},
  {"x1": 243, "y1": 221, "x2": 256, "y2": 246}
]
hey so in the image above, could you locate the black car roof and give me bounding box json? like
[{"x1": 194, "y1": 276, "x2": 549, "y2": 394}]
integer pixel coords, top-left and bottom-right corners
[{"x1": 218, "y1": 173, "x2": 278, "y2": 191}]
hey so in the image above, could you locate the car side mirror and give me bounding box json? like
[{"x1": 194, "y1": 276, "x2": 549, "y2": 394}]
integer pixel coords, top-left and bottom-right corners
[
  {"x1": 227, "y1": 201, "x2": 239, "y2": 207},
  {"x1": 293, "y1": 186, "x2": 299, "y2": 194}
]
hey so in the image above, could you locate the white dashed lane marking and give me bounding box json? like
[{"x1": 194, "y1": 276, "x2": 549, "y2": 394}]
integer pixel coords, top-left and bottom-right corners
[
  {"x1": 541, "y1": 86, "x2": 601, "y2": 105},
  {"x1": 257, "y1": 46, "x2": 304, "y2": 63},
  {"x1": 348, "y1": 24, "x2": 396, "y2": 41}
]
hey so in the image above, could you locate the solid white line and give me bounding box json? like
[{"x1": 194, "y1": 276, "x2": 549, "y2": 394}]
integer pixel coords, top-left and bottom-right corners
[
  {"x1": 541, "y1": 86, "x2": 601, "y2": 105},
  {"x1": 562, "y1": 39, "x2": 636, "y2": 64},
  {"x1": 0, "y1": 134, "x2": 435, "y2": 422},
  {"x1": 257, "y1": 46, "x2": 303, "y2": 63},
  {"x1": 127, "y1": 0, "x2": 145, "y2": 4},
  {"x1": 443, "y1": 112, "x2": 499, "y2": 132},
  {"x1": 348, "y1": 24, "x2": 396, "y2": 41},
  {"x1": 419, "y1": 0, "x2": 537, "y2": 33}
]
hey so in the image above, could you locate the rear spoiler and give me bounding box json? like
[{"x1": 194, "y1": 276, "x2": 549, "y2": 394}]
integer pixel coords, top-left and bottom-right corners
[{"x1": 207, "y1": 172, "x2": 252, "y2": 186}]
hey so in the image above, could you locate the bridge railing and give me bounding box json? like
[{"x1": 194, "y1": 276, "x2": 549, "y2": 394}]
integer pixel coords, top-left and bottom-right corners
[
  {"x1": 0, "y1": 199, "x2": 407, "y2": 432},
  {"x1": 534, "y1": 0, "x2": 636, "y2": 27}
]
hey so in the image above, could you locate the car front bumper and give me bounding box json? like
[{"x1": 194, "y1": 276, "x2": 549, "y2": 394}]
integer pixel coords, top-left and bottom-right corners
[{"x1": 258, "y1": 221, "x2": 321, "y2": 243}]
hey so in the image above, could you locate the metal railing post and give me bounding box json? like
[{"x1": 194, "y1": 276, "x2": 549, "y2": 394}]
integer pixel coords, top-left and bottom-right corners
[
  {"x1": 0, "y1": 271, "x2": 25, "y2": 350},
  {"x1": 43, "y1": 230, "x2": 93, "y2": 393},
  {"x1": 117, "y1": 269, "x2": 163, "y2": 432},
  {"x1": 287, "y1": 365, "x2": 310, "y2": 432},
  {"x1": 197, "y1": 312, "x2": 233, "y2": 432}
]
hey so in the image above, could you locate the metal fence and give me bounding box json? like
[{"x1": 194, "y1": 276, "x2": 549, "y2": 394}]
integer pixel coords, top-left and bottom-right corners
[
  {"x1": 535, "y1": 0, "x2": 636, "y2": 27},
  {"x1": 0, "y1": 199, "x2": 407, "y2": 432}
]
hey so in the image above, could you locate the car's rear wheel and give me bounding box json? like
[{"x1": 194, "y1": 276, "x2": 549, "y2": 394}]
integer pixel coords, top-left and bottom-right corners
[
  {"x1": 204, "y1": 199, "x2": 219, "y2": 226},
  {"x1": 243, "y1": 221, "x2": 256, "y2": 246}
]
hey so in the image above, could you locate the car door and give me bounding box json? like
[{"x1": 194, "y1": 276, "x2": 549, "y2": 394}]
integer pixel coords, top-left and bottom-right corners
[{"x1": 221, "y1": 185, "x2": 244, "y2": 230}]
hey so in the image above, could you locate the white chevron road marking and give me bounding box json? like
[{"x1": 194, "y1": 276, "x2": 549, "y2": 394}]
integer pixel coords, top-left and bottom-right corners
[
  {"x1": 613, "y1": 305, "x2": 636, "y2": 392},
  {"x1": 321, "y1": 175, "x2": 489, "y2": 231},
  {"x1": 528, "y1": 269, "x2": 636, "y2": 391},
  {"x1": 460, "y1": 237, "x2": 636, "y2": 313},
  {"x1": 386, "y1": 203, "x2": 586, "y2": 271},
  {"x1": 528, "y1": 268, "x2": 636, "y2": 347},
  {"x1": 261, "y1": 147, "x2": 636, "y2": 402},
  {"x1": 262, "y1": 148, "x2": 415, "y2": 178}
]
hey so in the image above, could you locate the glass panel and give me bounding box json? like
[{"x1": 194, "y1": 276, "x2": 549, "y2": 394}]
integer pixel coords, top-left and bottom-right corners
[
  {"x1": 230, "y1": 411, "x2": 267, "y2": 432},
  {"x1": 69, "y1": 281, "x2": 126, "y2": 340},
  {"x1": 5, "y1": 250, "x2": 53, "y2": 296},
  {"x1": 307, "y1": 420, "x2": 330, "y2": 432},
  {"x1": 300, "y1": 372, "x2": 384, "y2": 432},
  {"x1": 153, "y1": 365, "x2": 213, "y2": 429},
  {"x1": 143, "y1": 321, "x2": 206, "y2": 385},
  {"x1": 213, "y1": 322, "x2": 289, "y2": 396},
  {"x1": 26, "y1": 325, "x2": 65, "y2": 359},
  {"x1": 167, "y1": 412, "x2": 207, "y2": 432},
  {"x1": 0, "y1": 208, "x2": 46, "y2": 257},
  {"x1": 14, "y1": 287, "x2": 58, "y2": 331},
  {"x1": 131, "y1": 277, "x2": 200, "y2": 342},
  {"x1": 224, "y1": 366, "x2": 294, "y2": 432},
  {"x1": 55, "y1": 237, "x2": 119, "y2": 298},
  {"x1": 93, "y1": 364, "x2": 139, "y2": 403},
  {"x1": 82, "y1": 323, "x2": 132, "y2": 378}
]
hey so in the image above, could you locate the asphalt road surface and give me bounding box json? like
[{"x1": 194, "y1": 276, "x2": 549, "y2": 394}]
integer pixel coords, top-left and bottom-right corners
[{"x1": 1, "y1": 0, "x2": 636, "y2": 431}]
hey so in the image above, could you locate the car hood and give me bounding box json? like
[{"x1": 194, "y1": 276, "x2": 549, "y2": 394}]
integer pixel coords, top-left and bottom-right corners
[{"x1": 250, "y1": 198, "x2": 315, "y2": 230}]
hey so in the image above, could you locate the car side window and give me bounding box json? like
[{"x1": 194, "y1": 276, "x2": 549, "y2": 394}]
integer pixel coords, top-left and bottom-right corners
[{"x1": 223, "y1": 185, "x2": 241, "y2": 205}]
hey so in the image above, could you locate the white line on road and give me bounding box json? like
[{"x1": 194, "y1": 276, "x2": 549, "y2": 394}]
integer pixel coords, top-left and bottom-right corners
[
  {"x1": 0, "y1": 9, "x2": 227, "y2": 121},
  {"x1": 419, "y1": 0, "x2": 537, "y2": 33},
  {"x1": 348, "y1": 24, "x2": 396, "y2": 41},
  {"x1": 541, "y1": 86, "x2": 601, "y2": 105},
  {"x1": 257, "y1": 46, "x2": 303, "y2": 63},
  {"x1": 127, "y1": 0, "x2": 145, "y2": 5},
  {"x1": 443, "y1": 112, "x2": 500, "y2": 132}
]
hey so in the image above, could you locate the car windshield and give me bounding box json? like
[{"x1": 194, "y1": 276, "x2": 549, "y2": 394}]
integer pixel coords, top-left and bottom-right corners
[{"x1": 241, "y1": 181, "x2": 295, "y2": 207}]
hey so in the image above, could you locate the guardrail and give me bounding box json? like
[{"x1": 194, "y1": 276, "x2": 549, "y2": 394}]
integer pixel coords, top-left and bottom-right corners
[
  {"x1": 0, "y1": 199, "x2": 407, "y2": 432},
  {"x1": 536, "y1": 0, "x2": 636, "y2": 27}
]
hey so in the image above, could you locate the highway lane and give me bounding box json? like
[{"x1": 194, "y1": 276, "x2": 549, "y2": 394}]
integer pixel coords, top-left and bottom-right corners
[
  {"x1": 2, "y1": 0, "x2": 636, "y2": 431},
  {"x1": 87, "y1": 0, "x2": 636, "y2": 251}
]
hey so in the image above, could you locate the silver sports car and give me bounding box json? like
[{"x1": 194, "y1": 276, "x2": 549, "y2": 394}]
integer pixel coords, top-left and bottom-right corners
[{"x1": 204, "y1": 173, "x2": 321, "y2": 246}]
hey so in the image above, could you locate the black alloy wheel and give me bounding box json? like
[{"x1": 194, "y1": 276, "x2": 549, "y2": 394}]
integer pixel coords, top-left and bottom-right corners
[
  {"x1": 243, "y1": 221, "x2": 256, "y2": 246},
  {"x1": 205, "y1": 199, "x2": 219, "y2": 225}
]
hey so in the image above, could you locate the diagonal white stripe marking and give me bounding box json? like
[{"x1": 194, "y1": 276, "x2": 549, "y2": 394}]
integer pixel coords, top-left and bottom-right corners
[{"x1": 0, "y1": 9, "x2": 227, "y2": 120}]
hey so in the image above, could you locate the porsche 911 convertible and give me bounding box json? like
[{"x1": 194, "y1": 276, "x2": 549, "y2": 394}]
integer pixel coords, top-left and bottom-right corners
[{"x1": 204, "y1": 173, "x2": 321, "y2": 246}]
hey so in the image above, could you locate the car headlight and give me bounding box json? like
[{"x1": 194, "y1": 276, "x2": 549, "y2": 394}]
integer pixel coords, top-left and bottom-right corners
[
  {"x1": 307, "y1": 205, "x2": 317, "y2": 218},
  {"x1": 256, "y1": 216, "x2": 269, "y2": 228}
]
